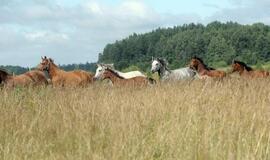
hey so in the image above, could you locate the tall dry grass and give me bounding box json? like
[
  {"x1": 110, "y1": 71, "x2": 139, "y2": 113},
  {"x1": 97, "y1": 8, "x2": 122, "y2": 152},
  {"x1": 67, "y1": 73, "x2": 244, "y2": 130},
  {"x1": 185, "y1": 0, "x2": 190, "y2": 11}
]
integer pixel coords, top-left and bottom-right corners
[{"x1": 0, "y1": 78, "x2": 270, "y2": 160}]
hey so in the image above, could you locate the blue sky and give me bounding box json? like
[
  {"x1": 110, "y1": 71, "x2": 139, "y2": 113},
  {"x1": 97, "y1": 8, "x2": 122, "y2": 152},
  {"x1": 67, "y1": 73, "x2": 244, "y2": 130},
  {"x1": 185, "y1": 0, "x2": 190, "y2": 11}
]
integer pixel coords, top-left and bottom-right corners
[{"x1": 0, "y1": 0, "x2": 269, "y2": 67}]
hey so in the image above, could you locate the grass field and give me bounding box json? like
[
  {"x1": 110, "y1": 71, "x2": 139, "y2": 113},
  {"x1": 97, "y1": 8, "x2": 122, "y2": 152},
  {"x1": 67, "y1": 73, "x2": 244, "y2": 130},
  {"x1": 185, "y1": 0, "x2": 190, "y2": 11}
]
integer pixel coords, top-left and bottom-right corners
[{"x1": 1, "y1": 78, "x2": 270, "y2": 160}]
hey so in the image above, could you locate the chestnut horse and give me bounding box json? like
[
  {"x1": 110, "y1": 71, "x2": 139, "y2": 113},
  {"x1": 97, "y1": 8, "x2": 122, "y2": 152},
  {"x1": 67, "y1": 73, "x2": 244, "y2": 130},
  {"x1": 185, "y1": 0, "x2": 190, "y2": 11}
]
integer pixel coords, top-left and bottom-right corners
[
  {"x1": 0, "y1": 69, "x2": 48, "y2": 88},
  {"x1": 38, "y1": 56, "x2": 94, "y2": 87},
  {"x1": 94, "y1": 68, "x2": 156, "y2": 87},
  {"x1": 231, "y1": 60, "x2": 269, "y2": 78},
  {"x1": 189, "y1": 56, "x2": 226, "y2": 78}
]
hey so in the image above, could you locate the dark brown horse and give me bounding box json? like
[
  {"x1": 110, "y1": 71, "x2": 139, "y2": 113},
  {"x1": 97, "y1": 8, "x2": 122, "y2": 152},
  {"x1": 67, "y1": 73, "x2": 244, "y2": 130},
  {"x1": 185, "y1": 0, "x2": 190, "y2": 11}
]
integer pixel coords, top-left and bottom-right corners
[
  {"x1": 37, "y1": 56, "x2": 94, "y2": 87},
  {"x1": 0, "y1": 69, "x2": 48, "y2": 88},
  {"x1": 231, "y1": 60, "x2": 269, "y2": 78},
  {"x1": 95, "y1": 68, "x2": 155, "y2": 87},
  {"x1": 189, "y1": 56, "x2": 226, "y2": 78}
]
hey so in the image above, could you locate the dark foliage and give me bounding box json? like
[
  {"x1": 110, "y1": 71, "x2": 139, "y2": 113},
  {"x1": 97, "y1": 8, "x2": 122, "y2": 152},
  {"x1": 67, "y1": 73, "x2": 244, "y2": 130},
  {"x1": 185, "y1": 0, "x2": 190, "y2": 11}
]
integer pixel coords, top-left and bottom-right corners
[{"x1": 99, "y1": 21, "x2": 270, "y2": 71}]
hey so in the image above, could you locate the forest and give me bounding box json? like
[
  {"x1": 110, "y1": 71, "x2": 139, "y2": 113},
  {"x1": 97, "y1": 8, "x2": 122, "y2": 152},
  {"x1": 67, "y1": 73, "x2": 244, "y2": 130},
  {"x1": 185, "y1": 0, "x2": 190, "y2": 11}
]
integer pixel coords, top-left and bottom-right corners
[{"x1": 99, "y1": 21, "x2": 270, "y2": 71}]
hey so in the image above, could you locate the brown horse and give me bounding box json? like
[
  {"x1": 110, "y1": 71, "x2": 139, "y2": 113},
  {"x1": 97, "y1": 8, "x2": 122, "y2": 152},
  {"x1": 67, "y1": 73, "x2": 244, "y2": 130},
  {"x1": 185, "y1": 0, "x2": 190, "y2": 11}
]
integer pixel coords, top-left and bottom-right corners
[
  {"x1": 231, "y1": 60, "x2": 269, "y2": 78},
  {"x1": 37, "y1": 56, "x2": 94, "y2": 87},
  {"x1": 0, "y1": 69, "x2": 48, "y2": 88},
  {"x1": 95, "y1": 68, "x2": 156, "y2": 87},
  {"x1": 189, "y1": 56, "x2": 226, "y2": 78}
]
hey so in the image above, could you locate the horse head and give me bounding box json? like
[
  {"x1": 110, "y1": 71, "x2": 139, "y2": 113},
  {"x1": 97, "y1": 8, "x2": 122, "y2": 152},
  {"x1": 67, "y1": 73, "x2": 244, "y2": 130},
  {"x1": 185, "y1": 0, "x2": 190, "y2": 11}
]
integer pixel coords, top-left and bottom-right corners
[
  {"x1": 151, "y1": 58, "x2": 169, "y2": 73},
  {"x1": 94, "y1": 63, "x2": 113, "y2": 80},
  {"x1": 0, "y1": 69, "x2": 10, "y2": 83},
  {"x1": 189, "y1": 57, "x2": 199, "y2": 70},
  {"x1": 231, "y1": 60, "x2": 253, "y2": 73},
  {"x1": 189, "y1": 56, "x2": 210, "y2": 71},
  {"x1": 38, "y1": 56, "x2": 54, "y2": 71}
]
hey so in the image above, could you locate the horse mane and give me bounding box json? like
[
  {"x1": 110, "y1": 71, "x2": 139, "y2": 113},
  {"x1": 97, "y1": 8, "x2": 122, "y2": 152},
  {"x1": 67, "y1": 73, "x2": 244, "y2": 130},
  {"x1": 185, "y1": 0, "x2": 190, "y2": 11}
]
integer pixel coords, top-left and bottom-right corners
[
  {"x1": 157, "y1": 58, "x2": 170, "y2": 71},
  {"x1": 47, "y1": 57, "x2": 59, "y2": 69},
  {"x1": 105, "y1": 68, "x2": 125, "y2": 79},
  {"x1": 99, "y1": 63, "x2": 114, "y2": 69},
  {"x1": 233, "y1": 60, "x2": 253, "y2": 71},
  {"x1": 193, "y1": 56, "x2": 215, "y2": 70}
]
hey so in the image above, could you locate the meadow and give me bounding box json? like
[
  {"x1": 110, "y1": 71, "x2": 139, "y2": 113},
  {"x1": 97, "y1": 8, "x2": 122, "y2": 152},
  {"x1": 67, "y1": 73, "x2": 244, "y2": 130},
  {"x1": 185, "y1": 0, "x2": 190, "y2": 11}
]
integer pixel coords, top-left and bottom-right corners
[{"x1": 0, "y1": 78, "x2": 270, "y2": 160}]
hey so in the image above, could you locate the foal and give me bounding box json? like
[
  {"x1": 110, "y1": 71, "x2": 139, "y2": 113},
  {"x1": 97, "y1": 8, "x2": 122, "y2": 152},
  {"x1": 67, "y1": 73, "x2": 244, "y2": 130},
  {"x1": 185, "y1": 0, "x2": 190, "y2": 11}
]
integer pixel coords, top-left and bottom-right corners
[
  {"x1": 0, "y1": 69, "x2": 48, "y2": 88},
  {"x1": 189, "y1": 57, "x2": 226, "y2": 78},
  {"x1": 231, "y1": 60, "x2": 269, "y2": 78},
  {"x1": 38, "y1": 56, "x2": 94, "y2": 87},
  {"x1": 96, "y1": 68, "x2": 155, "y2": 87}
]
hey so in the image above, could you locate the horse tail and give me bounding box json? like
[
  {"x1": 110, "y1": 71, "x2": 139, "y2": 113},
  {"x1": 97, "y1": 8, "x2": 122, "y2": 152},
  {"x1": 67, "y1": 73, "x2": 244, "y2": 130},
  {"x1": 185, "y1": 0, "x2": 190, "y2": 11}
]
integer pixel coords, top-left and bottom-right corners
[{"x1": 147, "y1": 77, "x2": 156, "y2": 85}]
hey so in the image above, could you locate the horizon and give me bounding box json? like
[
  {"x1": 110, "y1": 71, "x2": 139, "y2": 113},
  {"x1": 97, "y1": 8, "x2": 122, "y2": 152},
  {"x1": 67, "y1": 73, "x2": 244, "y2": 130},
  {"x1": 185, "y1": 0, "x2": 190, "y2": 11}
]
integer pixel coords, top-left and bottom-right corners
[{"x1": 1, "y1": 0, "x2": 270, "y2": 67}]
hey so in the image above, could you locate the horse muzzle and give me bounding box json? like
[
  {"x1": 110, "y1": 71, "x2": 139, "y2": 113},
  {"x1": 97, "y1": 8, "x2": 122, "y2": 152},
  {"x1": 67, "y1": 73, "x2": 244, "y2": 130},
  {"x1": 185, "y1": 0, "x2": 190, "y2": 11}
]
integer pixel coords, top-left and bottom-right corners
[{"x1": 93, "y1": 77, "x2": 100, "y2": 81}]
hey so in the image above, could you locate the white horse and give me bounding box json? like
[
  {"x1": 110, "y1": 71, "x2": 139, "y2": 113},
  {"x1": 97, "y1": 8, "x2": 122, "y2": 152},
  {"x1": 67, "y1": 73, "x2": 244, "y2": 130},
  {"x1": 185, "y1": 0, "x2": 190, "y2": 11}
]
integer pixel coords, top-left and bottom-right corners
[
  {"x1": 94, "y1": 64, "x2": 146, "y2": 80},
  {"x1": 151, "y1": 58, "x2": 197, "y2": 81}
]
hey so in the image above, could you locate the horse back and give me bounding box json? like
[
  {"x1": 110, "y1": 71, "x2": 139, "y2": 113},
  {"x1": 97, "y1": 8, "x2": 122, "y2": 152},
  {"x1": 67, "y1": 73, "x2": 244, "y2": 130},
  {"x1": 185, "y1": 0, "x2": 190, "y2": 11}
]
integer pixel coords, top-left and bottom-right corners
[
  {"x1": 171, "y1": 67, "x2": 197, "y2": 79},
  {"x1": 72, "y1": 70, "x2": 94, "y2": 83},
  {"x1": 24, "y1": 70, "x2": 48, "y2": 85},
  {"x1": 6, "y1": 74, "x2": 33, "y2": 87},
  {"x1": 252, "y1": 70, "x2": 270, "y2": 78},
  {"x1": 119, "y1": 70, "x2": 146, "y2": 78},
  {"x1": 208, "y1": 70, "x2": 226, "y2": 78},
  {"x1": 116, "y1": 76, "x2": 151, "y2": 87}
]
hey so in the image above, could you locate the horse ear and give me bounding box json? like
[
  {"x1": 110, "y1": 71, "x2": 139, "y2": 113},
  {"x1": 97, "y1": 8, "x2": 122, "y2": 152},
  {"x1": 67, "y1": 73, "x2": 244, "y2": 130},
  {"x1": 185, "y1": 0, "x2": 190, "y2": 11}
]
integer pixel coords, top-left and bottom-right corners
[{"x1": 49, "y1": 58, "x2": 54, "y2": 63}]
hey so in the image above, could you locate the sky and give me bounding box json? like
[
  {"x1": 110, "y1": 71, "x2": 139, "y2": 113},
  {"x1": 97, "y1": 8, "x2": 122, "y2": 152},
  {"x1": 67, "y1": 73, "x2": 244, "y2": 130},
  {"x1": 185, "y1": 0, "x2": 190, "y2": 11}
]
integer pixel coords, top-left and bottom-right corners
[{"x1": 0, "y1": 0, "x2": 270, "y2": 67}]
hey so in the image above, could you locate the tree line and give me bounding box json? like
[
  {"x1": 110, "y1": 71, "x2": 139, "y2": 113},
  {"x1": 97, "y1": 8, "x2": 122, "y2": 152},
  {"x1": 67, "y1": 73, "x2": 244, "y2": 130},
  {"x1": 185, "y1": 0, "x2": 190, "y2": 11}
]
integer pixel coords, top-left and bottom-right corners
[
  {"x1": 98, "y1": 21, "x2": 270, "y2": 71},
  {"x1": 0, "y1": 63, "x2": 97, "y2": 75}
]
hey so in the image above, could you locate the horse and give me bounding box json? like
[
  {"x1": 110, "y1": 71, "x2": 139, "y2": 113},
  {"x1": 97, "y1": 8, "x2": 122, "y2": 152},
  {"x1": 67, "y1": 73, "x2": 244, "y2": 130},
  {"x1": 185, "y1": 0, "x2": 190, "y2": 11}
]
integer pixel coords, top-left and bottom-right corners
[
  {"x1": 151, "y1": 58, "x2": 197, "y2": 81},
  {"x1": 94, "y1": 68, "x2": 155, "y2": 87},
  {"x1": 95, "y1": 63, "x2": 146, "y2": 79},
  {"x1": 231, "y1": 60, "x2": 269, "y2": 78},
  {"x1": 189, "y1": 56, "x2": 226, "y2": 78},
  {"x1": 37, "y1": 56, "x2": 94, "y2": 87},
  {"x1": 0, "y1": 69, "x2": 48, "y2": 88}
]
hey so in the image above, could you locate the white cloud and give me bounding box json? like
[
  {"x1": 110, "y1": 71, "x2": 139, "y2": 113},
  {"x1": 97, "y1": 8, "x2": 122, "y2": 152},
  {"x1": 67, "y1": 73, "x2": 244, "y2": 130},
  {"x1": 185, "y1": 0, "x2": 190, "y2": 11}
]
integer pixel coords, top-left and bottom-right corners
[
  {"x1": 0, "y1": 0, "x2": 269, "y2": 67},
  {"x1": 207, "y1": 0, "x2": 270, "y2": 24},
  {"x1": 0, "y1": 0, "x2": 201, "y2": 66},
  {"x1": 85, "y1": 1, "x2": 103, "y2": 15},
  {"x1": 24, "y1": 31, "x2": 69, "y2": 43}
]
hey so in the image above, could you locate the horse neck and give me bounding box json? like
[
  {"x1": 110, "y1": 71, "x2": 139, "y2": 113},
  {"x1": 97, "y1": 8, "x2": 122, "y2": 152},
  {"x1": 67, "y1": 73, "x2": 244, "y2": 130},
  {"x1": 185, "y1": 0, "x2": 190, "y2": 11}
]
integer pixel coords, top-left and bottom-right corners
[
  {"x1": 158, "y1": 66, "x2": 170, "y2": 78},
  {"x1": 236, "y1": 66, "x2": 245, "y2": 75},
  {"x1": 197, "y1": 62, "x2": 208, "y2": 73},
  {"x1": 47, "y1": 63, "x2": 61, "y2": 79},
  {"x1": 104, "y1": 71, "x2": 122, "y2": 84}
]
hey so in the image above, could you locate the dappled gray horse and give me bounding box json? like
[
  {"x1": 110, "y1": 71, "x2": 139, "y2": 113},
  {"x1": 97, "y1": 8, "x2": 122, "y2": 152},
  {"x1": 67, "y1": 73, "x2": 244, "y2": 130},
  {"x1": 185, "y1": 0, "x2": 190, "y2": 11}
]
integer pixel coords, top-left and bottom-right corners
[{"x1": 151, "y1": 58, "x2": 197, "y2": 81}]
